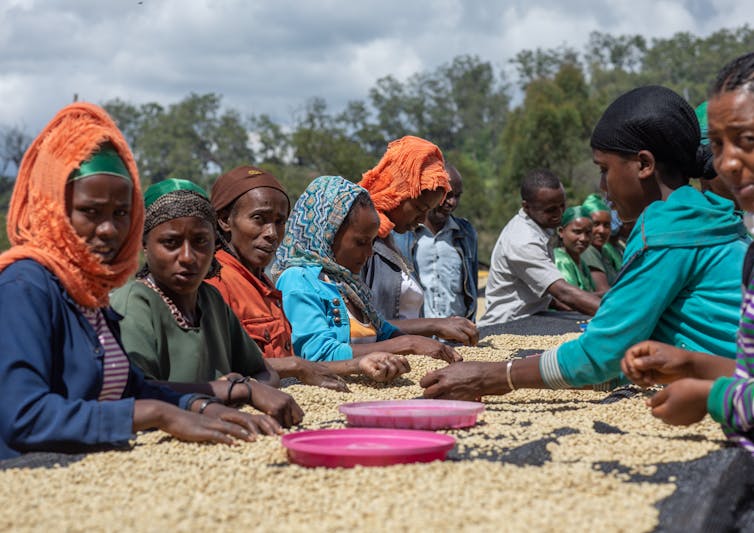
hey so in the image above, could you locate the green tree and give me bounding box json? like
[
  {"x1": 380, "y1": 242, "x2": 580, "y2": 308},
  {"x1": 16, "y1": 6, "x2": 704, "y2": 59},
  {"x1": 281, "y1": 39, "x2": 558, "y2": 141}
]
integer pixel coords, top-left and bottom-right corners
[{"x1": 104, "y1": 93, "x2": 254, "y2": 188}]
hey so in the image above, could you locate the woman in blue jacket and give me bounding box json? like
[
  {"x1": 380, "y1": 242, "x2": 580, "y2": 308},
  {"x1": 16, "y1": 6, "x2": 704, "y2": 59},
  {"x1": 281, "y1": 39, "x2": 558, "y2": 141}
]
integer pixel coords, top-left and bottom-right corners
[
  {"x1": 421, "y1": 85, "x2": 748, "y2": 399},
  {"x1": 0, "y1": 103, "x2": 279, "y2": 460},
  {"x1": 273, "y1": 175, "x2": 461, "y2": 364}
]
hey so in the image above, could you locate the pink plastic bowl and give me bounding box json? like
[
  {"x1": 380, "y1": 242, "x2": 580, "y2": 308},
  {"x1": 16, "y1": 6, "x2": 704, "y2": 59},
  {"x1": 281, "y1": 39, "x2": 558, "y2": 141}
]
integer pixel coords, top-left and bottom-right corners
[
  {"x1": 282, "y1": 428, "x2": 456, "y2": 468},
  {"x1": 339, "y1": 399, "x2": 485, "y2": 430}
]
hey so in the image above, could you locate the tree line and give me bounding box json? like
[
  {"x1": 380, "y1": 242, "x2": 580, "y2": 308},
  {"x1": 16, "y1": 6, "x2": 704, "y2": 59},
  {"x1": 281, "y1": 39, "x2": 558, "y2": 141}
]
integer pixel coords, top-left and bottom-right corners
[{"x1": 1, "y1": 25, "x2": 753, "y2": 258}]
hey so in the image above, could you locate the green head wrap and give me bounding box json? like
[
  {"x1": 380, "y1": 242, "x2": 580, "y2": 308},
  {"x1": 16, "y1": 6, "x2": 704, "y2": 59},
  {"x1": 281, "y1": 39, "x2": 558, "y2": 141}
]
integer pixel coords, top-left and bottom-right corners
[
  {"x1": 561, "y1": 206, "x2": 591, "y2": 227},
  {"x1": 581, "y1": 193, "x2": 610, "y2": 217},
  {"x1": 695, "y1": 101, "x2": 709, "y2": 146},
  {"x1": 68, "y1": 144, "x2": 131, "y2": 182},
  {"x1": 143, "y1": 178, "x2": 208, "y2": 209}
]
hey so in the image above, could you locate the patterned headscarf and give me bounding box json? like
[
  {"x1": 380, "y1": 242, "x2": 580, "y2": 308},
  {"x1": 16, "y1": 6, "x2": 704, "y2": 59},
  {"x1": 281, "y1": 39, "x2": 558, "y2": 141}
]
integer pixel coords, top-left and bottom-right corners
[
  {"x1": 272, "y1": 175, "x2": 385, "y2": 330},
  {"x1": 358, "y1": 135, "x2": 450, "y2": 238},
  {"x1": 140, "y1": 179, "x2": 220, "y2": 279},
  {"x1": 0, "y1": 103, "x2": 143, "y2": 308}
]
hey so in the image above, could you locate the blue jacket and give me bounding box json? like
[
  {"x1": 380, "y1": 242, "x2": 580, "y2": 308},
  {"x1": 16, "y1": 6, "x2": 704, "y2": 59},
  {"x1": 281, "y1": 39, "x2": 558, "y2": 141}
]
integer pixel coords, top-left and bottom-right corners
[
  {"x1": 276, "y1": 265, "x2": 398, "y2": 361},
  {"x1": 394, "y1": 216, "x2": 479, "y2": 321},
  {"x1": 0, "y1": 260, "x2": 189, "y2": 459},
  {"x1": 540, "y1": 187, "x2": 749, "y2": 388}
]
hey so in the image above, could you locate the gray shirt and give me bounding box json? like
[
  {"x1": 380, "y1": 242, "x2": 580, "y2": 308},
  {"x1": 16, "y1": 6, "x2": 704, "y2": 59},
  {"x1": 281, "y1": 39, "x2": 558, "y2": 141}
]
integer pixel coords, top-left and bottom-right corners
[{"x1": 479, "y1": 209, "x2": 563, "y2": 326}]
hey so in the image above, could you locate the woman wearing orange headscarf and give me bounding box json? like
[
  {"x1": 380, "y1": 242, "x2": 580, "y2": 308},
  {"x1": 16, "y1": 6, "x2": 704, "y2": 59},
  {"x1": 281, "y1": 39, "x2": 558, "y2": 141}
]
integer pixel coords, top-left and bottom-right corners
[
  {"x1": 359, "y1": 136, "x2": 478, "y2": 345},
  {"x1": 0, "y1": 103, "x2": 279, "y2": 459}
]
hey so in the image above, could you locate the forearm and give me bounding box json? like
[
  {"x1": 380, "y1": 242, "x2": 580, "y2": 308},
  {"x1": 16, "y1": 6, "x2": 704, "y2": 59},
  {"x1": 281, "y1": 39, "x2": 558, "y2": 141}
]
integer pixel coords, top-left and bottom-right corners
[
  {"x1": 389, "y1": 318, "x2": 437, "y2": 337},
  {"x1": 149, "y1": 380, "x2": 214, "y2": 396},
  {"x1": 266, "y1": 356, "x2": 359, "y2": 378},
  {"x1": 253, "y1": 361, "x2": 280, "y2": 387},
  {"x1": 548, "y1": 280, "x2": 600, "y2": 315},
  {"x1": 133, "y1": 399, "x2": 170, "y2": 432},
  {"x1": 351, "y1": 336, "x2": 412, "y2": 357},
  {"x1": 690, "y1": 352, "x2": 737, "y2": 380},
  {"x1": 509, "y1": 356, "x2": 548, "y2": 390}
]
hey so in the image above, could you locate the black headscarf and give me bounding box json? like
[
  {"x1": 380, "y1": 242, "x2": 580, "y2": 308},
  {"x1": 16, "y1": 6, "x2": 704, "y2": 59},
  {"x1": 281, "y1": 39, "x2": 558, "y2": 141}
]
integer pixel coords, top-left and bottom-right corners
[{"x1": 590, "y1": 85, "x2": 715, "y2": 179}]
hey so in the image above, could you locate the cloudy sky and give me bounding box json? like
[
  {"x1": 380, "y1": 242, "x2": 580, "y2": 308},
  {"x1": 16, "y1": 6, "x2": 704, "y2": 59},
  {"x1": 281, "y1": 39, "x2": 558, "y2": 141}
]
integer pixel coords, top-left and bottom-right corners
[{"x1": 0, "y1": 0, "x2": 752, "y2": 135}]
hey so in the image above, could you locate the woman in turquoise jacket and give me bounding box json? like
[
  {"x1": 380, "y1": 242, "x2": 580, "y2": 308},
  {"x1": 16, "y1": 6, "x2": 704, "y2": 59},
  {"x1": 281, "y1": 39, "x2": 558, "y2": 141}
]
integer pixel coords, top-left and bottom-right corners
[
  {"x1": 274, "y1": 176, "x2": 461, "y2": 364},
  {"x1": 421, "y1": 85, "x2": 748, "y2": 398}
]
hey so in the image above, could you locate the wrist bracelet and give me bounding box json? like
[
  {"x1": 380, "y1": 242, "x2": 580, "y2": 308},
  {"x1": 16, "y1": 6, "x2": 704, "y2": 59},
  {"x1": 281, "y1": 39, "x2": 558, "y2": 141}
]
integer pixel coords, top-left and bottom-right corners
[
  {"x1": 506, "y1": 360, "x2": 516, "y2": 392},
  {"x1": 198, "y1": 396, "x2": 223, "y2": 414},
  {"x1": 186, "y1": 393, "x2": 213, "y2": 411},
  {"x1": 227, "y1": 376, "x2": 254, "y2": 405}
]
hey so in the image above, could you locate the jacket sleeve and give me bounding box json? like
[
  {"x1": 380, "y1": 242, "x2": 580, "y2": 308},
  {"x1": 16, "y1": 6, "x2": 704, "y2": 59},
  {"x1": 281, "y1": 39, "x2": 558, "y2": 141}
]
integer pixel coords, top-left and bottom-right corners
[
  {"x1": 707, "y1": 374, "x2": 754, "y2": 437},
  {"x1": 540, "y1": 247, "x2": 692, "y2": 388},
  {"x1": 277, "y1": 270, "x2": 353, "y2": 362},
  {"x1": 0, "y1": 268, "x2": 135, "y2": 455}
]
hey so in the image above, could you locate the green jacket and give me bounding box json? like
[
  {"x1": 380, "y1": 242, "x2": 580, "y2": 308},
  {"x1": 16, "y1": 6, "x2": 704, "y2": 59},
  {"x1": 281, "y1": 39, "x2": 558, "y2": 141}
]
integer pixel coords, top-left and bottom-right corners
[
  {"x1": 111, "y1": 281, "x2": 266, "y2": 382},
  {"x1": 540, "y1": 187, "x2": 749, "y2": 388}
]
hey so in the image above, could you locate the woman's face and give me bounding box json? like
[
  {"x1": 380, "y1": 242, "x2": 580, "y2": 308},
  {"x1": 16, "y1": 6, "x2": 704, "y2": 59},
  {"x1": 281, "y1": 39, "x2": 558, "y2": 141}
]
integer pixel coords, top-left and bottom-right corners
[
  {"x1": 332, "y1": 204, "x2": 380, "y2": 274},
  {"x1": 589, "y1": 210, "x2": 612, "y2": 248},
  {"x1": 708, "y1": 89, "x2": 754, "y2": 212},
  {"x1": 593, "y1": 149, "x2": 658, "y2": 223},
  {"x1": 144, "y1": 216, "x2": 215, "y2": 297},
  {"x1": 385, "y1": 188, "x2": 445, "y2": 233},
  {"x1": 65, "y1": 174, "x2": 133, "y2": 265},
  {"x1": 558, "y1": 217, "x2": 593, "y2": 256},
  {"x1": 220, "y1": 187, "x2": 289, "y2": 274}
]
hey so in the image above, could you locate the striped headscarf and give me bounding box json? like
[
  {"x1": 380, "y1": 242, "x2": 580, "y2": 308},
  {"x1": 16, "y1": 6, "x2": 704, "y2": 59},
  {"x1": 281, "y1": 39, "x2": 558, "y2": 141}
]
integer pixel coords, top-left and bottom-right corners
[
  {"x1": 359, "y1": 135, "x2": 450, "y2": 238},
  {"x1": 0, "y1": 103, "x2": 143, "y2": 308},
  {"x1": 272, "y1": 175, "x2": 385, "y2": 330}
]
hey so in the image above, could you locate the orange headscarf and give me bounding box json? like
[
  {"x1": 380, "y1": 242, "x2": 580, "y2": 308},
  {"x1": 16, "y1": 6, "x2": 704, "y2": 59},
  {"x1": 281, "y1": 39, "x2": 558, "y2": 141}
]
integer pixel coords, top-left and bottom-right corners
[
  {"x1": 358, "y1": 135, "x2": 450, "y2": 238},
  {"x1": 0, "y1": 103, "x2": 144, "y2": 308}
]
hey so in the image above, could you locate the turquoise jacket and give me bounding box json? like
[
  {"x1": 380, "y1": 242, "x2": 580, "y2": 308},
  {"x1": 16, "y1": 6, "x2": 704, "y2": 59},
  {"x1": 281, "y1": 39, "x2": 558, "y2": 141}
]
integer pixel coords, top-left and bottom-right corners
[
  {"x1": 540, "y1": 187, "x2": 749, "y2": 388},
  {"x1": 276, "y1": 265, "x2": 398, "y2": 361}
]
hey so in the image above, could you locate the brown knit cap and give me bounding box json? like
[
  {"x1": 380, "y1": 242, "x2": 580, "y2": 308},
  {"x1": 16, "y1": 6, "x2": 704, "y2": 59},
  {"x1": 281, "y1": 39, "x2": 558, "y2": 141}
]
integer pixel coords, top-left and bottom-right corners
[{"x1": 210, "y1": 165, "x2": 289, "y2": 213}]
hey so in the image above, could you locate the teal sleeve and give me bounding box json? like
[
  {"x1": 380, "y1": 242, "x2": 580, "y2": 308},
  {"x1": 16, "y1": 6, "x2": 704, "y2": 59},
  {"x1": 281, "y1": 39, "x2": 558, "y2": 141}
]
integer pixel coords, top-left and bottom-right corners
[
  {"x1": 378, "y1": 319, "x2": 399, "y2": 341},
  {"x1": 277, "y1": 273, "x2": 353, "y2": 362},
  {"x1": 707, "y1": 377, "x2": 734, "y2": 424},
  {"x1": 110, "y1": 284, "x2": 165, "y2": 380},
  {"x1": 549, "y1": 248, "x2": 691, "y2": 387}
]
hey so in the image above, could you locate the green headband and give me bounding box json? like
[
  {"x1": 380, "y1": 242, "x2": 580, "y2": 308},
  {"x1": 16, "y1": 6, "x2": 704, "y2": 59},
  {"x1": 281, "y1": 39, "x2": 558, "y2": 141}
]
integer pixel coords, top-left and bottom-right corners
[
  {"x1": 143, "y1": 178, "x2": 209, "y2": 209},
  {"x1": 695, "y1": 101, "x2": 709, "y2": 146},
  {"x1": 69, "y1": 145, "x2": 132, "y2": 182},
  {"x1": 561, "y1": 205, "x2": 591, "y2": 227},
  {"x1": 581, "y1": 193, "x2": 610, "y2": 217}
]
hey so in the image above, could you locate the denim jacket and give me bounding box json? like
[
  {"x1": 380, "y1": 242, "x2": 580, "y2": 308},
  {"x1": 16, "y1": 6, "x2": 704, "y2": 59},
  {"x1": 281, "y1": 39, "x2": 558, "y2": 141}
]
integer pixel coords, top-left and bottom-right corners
[
  {"x1": 0, "y1": 260, "x2": 189, "y2": 459},
  {"x1": 393, "y1": 216, "x2": 479, "y2": 321}
]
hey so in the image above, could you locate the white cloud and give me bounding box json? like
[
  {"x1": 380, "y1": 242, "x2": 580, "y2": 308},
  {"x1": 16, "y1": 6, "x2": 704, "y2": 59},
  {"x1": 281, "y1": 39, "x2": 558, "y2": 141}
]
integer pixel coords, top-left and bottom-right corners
[{"x1": 0, "y1": 0, "x2": 751, "y2": 136}]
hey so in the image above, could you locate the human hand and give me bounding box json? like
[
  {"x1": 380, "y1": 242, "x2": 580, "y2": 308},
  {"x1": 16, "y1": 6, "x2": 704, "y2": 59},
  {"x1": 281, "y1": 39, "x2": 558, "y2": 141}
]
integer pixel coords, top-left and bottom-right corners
[
  {"x1": 296, "y1": 360, "x2": 350, "y2": 392},
  {"x1": 357, "y1": 352, "x2": 411, "y2": 382},
  {"x1": 646, "y1": 378, "x2": 713, "y2": 426},
  {"x1": 406, "y1": 335, "x2": 463, "y2": 363},
  {"x1": 622, "y1": 341, "x2": 696, "y2": 387},
  {"x1": 202, "y1": 403, "x2": 283, "y2": 436},
  {"x1": 156, "y1": 403, "x2": 256, "y2": 445},
  {"x1": 420, "y1": 361, "x2": 506, "y2": 400},
  {"x1": 432, "y1": 317, "x2": 479, "y2": 346},
  {"x1": 249, "y1": 381, "x2": 305, "y2": 428}
]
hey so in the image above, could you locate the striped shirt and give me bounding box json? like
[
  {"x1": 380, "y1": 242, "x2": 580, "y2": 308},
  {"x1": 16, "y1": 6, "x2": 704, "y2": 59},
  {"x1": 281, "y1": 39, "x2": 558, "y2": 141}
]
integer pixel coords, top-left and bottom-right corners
[
  {"x1": 709, "y1": 244, "x2": 754, "y2": 454},
  {"x1": 78, "y1": 306, "x2": 130, "y2": 401}
]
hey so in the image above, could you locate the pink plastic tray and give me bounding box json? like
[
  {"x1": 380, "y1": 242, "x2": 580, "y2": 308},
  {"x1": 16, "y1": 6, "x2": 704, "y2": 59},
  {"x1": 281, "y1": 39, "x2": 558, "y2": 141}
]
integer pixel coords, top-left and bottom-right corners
[
  {"x1": 339, "y1": 399, "x2": 485, "y2": 430},
  {"x1": 282, "y1": 428, "x2": 456, "y2": 468}
]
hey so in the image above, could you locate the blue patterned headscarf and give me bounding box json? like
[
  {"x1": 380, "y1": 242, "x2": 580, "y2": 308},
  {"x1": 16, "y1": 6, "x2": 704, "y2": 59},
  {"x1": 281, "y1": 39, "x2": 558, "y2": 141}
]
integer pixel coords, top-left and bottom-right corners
[{"x1": 272, "y1": 175, "x2": 385, "y2": 330}]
